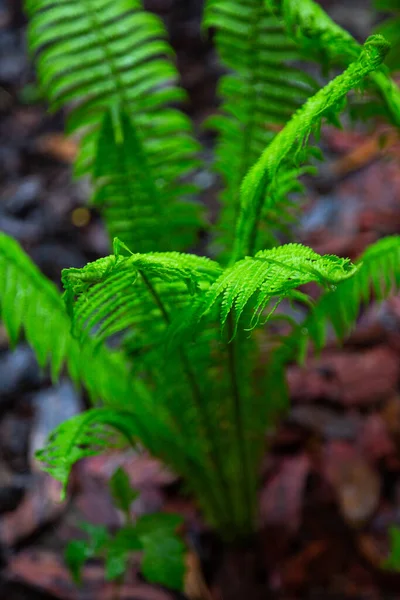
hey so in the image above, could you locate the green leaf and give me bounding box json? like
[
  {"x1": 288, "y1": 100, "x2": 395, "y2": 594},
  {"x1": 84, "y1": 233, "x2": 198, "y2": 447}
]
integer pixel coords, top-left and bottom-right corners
[
  {"x1": 109, "y1": 467, "x2": 139, "y2": 517},
  {"x1": 65, "y1": 523, "x2": 109, "y2": 585},
  {"x1": 93, "y1": 107, "x2": 203, "y2": 254},
  {"x1": 105, "y1": 525, "x2": 143, "y2": 581},
  {"x1": 65, "y1": 540, "x2": 89, "y2": 585},
  {"x1": 105, "y1": 552, "x2": 128, "y2": 582},
  {"x1": 62, "y1": 241, "x2": 222, "y2": 350},
  {"x1": 384, "y1": 526, "x2": 400, "y2": 570},
  {"x1": 135, "y1": 514, "x2": 185, "y2": 591},
  {"x1": 80, "y1": 523, "x2": 110, "y2": 554}
]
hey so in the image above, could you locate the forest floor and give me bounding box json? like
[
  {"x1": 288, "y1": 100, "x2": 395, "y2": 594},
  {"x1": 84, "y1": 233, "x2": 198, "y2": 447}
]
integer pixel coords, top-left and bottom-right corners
[{"x1": 2, "y1": 0, "x2": 400, "y2": 598}]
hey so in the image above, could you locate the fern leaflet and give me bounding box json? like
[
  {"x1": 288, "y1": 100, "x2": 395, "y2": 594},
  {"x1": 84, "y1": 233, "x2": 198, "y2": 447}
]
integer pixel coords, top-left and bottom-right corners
[
  {"x1": 36, "y1": 408, "x2": 138, "y2": 498},
  {"x1": 167, "y1": 243, "x2": 358, "y2": 347},
  {"x1": 292, "y1": 236, "x2": 400, "y2": 359}
]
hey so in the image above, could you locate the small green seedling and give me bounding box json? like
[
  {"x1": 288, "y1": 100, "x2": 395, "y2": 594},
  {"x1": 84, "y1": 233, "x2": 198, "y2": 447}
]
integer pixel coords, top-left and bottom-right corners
[{"x1": 65, "y1": 468, "x2": 185, "y2": 590}]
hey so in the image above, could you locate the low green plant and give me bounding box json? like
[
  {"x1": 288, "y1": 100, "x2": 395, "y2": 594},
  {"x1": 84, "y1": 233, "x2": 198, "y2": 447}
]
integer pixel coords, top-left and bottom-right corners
[
  {"x1": 384, "y1": 526, "x2": 400, "y2": 571},
  {"x1": 2, "y1": 0, "x2": 400, "y2": 590},
  {"x1": 65, "y1": 467, "x2": 185, "y2": 589}
]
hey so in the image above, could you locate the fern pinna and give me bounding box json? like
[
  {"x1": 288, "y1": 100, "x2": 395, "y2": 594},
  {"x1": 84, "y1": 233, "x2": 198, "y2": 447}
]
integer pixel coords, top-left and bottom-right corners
[{"x1": 1, "y1": 0, "x2": 400, "y2": 558}]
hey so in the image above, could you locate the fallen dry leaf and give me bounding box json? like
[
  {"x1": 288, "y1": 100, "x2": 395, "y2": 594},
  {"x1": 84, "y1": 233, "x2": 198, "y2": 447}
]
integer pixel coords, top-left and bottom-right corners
[
  {"x1": 260, "y1": 454, "x2": 311, "y2": 533},
  {"x1": 0, "y1": 473, "x2": 66, "y2": 546},
  {"x1": 36, "y1": 134, "x2": 78, "y2": 163},
  {"x1": 357, "y1": 414, "x2": 395, "y2": 463},
  {"x1": 323, "y1": 441, "x2": 380, "y2": 527},
  {"x1": 184, "y1": 551, "x2": 213, "y2": 600},
  {"x1": 288, "y1": 347, "x2": 400, "y2": 407},
  {"x1": 8, "y1": 550, "x2": 174, "y2": 600}
]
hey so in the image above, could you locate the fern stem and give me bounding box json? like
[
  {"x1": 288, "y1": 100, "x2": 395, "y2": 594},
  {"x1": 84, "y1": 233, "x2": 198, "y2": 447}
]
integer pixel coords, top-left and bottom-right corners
[
  {"x1": 138, "y1": 270, "x2": 235, "y2": 531},
  {"x1": 227, "y1": 314, "x2": 255, "y2": 535}
]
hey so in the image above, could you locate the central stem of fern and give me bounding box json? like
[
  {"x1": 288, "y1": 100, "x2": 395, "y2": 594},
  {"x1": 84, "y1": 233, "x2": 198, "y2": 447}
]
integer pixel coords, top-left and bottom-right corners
[
  {"x1": 138, "y1": 270, "x2": 236, "y2": 533},
  {"x1": 227, "y1": 314, "x2": 256, "y2": 535}
]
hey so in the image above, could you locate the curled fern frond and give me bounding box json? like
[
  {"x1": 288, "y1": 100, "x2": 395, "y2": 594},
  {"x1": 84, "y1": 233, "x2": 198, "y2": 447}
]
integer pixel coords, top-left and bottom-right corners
[
  {"x1": 269, "y1": 0, "x2": 400, "y2": 127},
  {"x1": 295, "y1": 236, "x2": 400, "y2": 357},
  {"x1": 203, "y1": 0, "x2": 318, "y2": 256},
  {"x1": 36, "y1": 408, "x2": 138, "y2": 498},
  {"x1": 168, "y1": 244, "x2": 358, "y2": 346},
  {"x1": 93, "y1": 108, "x2": 203, "y2": 253},
  {"x1": 232, "y1": 35, "x2": 390, "y2": 261}
]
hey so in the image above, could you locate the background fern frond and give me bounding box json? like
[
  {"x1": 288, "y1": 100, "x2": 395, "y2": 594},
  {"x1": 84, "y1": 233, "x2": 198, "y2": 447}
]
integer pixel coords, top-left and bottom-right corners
[
  {"x1": 203, "y1": 0, "x2": 318, "y2": 256},
  {"x1": 25, "y1": 0, "x2": 203, "y2": 250},
  {"x1": 374, "y1": 0, "x2": 400, "y2": 73},
  {"x1": 293, "y1": 236, "x2": 400, "y2": 359},
  {"x1": 232, "y1": 35, "x2": 390, "y2": 261},
  {"x1": 93, "y1": 108, "x2": 203, "y2": 253}
]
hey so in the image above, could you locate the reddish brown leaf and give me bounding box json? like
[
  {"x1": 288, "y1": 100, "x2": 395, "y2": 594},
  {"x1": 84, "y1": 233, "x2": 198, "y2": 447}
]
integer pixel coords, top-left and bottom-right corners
[
  {"x1": 323, "y1": 441, "x2": 380, "y2": 527},
  {"x1": 260, "y1": 454, "x2": 311, "y2": 533},
  {"x1": 288, "y1": 347, "x2": 400, "y2": 407}
]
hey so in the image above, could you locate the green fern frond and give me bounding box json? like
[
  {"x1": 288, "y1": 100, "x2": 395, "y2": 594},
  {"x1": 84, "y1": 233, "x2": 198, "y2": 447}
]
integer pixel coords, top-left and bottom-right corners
[
  {"x1": 165, "y1": 243, "x2": 358, "y2": 533},
  {"x1": 36, "y1": 408, "x2": 138, "y2": 498},
  {"x1": 25, "y1": 0, "x2": 202, "y2": 246},
  {"x1": 61, "y1": 240, "x2": 265, "y2": 534},
  {"x1": 232, "y1": 35, "x2": 390, "y2": 261},
  {"x1": 269, "y1": 0, "x2": 400, "y2": 128},
  {"x1": 168, "y1": 244, "x2": 358, "y2": 346},
  {"x1": 62, "y1": 238, "x2": 222, "y2": 349},
  {"x1": 374, "y1": 0, "x2": 400, "y2": 73},
  {"x1": 0, "y1": 233, "x2": 152, "y2": 410},
  {"x1": 203, "y1": 0, "x2": 318, "y2": 256},
  {"x1": 93, "y1": 108, "x2": 203, "y2": 253},
  {"x1": 36, "y1": 404, "x2": 208, "y2": 516},
  {"x1": 295, "y1": 236, "x2": 400, "y2": 358}
]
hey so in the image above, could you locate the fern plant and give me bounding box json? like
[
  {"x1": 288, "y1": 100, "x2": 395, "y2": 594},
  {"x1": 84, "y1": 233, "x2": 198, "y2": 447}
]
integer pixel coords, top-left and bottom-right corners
[{"x1": 2, "y1": 0, "x2": 400, "y2": 589}]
